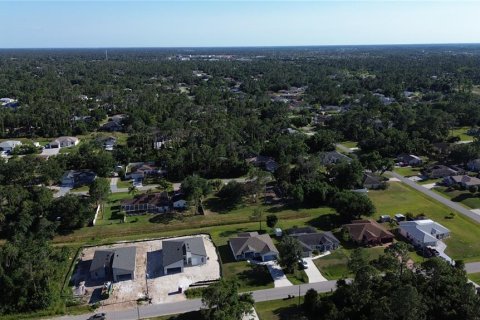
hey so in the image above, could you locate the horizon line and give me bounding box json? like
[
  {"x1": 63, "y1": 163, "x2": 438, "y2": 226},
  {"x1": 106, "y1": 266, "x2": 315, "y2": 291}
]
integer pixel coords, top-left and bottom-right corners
[{"x1": 1, "y1": 42, "x2": 480, "y2": 50}]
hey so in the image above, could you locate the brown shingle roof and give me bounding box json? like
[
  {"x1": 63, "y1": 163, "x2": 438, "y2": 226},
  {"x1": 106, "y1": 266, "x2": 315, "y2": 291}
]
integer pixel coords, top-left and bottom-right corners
[{"x1": 344, "y1": 220, "x2": 393, "y2": 243}]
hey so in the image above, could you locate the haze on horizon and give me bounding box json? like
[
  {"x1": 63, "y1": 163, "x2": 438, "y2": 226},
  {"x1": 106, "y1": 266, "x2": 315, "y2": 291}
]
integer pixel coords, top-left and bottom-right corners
[{"x1": 1, "y1": 1, "x2": 479, "y2": 49}]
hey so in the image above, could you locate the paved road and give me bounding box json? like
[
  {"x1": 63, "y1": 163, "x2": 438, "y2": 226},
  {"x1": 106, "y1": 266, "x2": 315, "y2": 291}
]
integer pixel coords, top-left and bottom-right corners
[
  {"x1": 466, "y1": 262, "x2": 480, "y2": 274},
  {"x1": 54, "y1": 280, "x2": 339, "y2": 320},
  {"x1": 387, "y1": 171, "x2": 480, "y2": 224}
]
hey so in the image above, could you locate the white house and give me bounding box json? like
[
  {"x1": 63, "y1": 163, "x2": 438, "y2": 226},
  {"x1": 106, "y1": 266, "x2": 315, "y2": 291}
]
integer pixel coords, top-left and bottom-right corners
[
  {"x1": 399, "y1": 219, "x2": 450, "y2": 248},
  {"x1": 48, "y1": 136, "x2": 79, "y2": 149},
  {"x1": 162, "y1": 237, "x2": 207, "y2": 274},
  {"x1": 0, "y1": 140, "x2": 22, "y2": 153}
]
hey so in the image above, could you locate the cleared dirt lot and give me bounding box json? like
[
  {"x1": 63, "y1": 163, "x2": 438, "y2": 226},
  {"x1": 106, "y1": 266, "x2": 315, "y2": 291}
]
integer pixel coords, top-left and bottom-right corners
[{"x1": 70, "y1": 234, "x2": 220, "y2": 310}]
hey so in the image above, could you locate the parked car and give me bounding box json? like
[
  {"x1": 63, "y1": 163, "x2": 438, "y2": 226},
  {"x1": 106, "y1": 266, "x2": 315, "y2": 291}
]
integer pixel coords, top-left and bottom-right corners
[
  {"x1": 298, "y1": 259, "x2": 308, "y2": 269},
  {"x1": 88, "y1": 313, "x2": 106, "y2": 320}
]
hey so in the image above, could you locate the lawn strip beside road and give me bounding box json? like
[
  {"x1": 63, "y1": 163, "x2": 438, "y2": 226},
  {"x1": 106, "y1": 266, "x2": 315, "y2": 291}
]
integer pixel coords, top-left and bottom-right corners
[{"x1": 377, "y1": 175, "x2": 480, "y2": 262}]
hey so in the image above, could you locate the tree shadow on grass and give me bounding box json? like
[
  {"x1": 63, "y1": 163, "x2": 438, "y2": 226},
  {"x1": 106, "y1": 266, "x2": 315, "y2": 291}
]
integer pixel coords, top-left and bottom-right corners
[
  {"x1": 451, "y1": 193, "x2": 478, "y2": 203},
  {"x1": 307, "y1": 213, "x2": 344, "y2": 231},
  {"x1": 271, "y1": 305, "x2": 305, "y2": 320},
  {"x1": 149, "y1": 213, "x2": 183, "y2": 224},
  {"x1": 238, "y1": 264, "x2": 273, "y2": 287},
  {"x1": 204, "y1": 197, "x2": 244, "y2": 214}
]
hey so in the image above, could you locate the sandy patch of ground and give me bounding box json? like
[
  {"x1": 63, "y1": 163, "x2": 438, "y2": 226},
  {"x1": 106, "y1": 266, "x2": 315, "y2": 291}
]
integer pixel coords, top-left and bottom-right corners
[
  {"x1": 71, "y1": 235, "x2": 220, "y2": 311},
  {"x1": 147, "y1": 235, "x2": 221, "y2": 304}
]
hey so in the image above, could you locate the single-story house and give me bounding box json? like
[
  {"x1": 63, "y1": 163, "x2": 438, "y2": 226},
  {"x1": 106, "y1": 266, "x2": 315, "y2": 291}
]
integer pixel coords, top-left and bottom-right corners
[
  {"x1": 89, "y1": 247, "x2": 137, "y2": 282},
  {"x1": 126, "y1": 162, "x2": 162, "y2": 180},
  {"x1": 229, "y1": 232, "x2": 279, "y2": 262},
  {"x1": 287, "y1": 227, "x2": 340, "y2": 257},
  {"x1": 0, "y1": 140, "x2": 22, "y2": 153},
  {"x1": 397, "y1": 154, "x2": 422, "y2": 166},
  {"x1": 162, "y1": 237, "x2": 207, "y2": 274},
  {"x1": 89, "y1": 250, "x2": 114, "y2": 280},
  {"x1": 97, "y1": 136, "x2": 117, "y2": 151},
  {"x1": 100, "y1": 120, "x2": 124, "y2": 132},
  {"x1": 111, "y1": 247, "x2": 137, "y2": 282},
  {"x1": 47, "y1": 136, "x2": 79, "y2": 149},
  {"x1": 443, "y1": 175, "x2": 480, "y2": 188},
  {"x1": 399, "y1": 219, "x2": 450, "y2": 248},
  {"x1": 319, "y1": 151, "x2": 352, "y2": 166},
  {"x1": 362, "y1": 173, "x2": 385, "y2": 190},
  {"x1": 343, "y1": 220, "x2": 394, "y2": 246},
  {"x1": 121, "y1": 192, "x2": 171, "y2": 214},
  {"x1": 423, "y1": 165, "x2": 462, "y2": 179},
  {"x1": 246, "y1": 155, "x2": 278, "y2": 173},
  {"x1": 60, "y1": 170, "x2": 97, "y2": 188}
]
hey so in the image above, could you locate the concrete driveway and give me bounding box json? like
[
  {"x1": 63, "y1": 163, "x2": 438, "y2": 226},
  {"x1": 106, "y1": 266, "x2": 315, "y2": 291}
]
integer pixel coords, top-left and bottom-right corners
[
  {"x1": 263, "y1": 261, "x2": 292, "y2": 287},
  {"x1": 303, "y1": 258, "x2": 327, "y2": 283},
  {"x1": 435, "y1": 241, "x2": 454, "y2": 265}
]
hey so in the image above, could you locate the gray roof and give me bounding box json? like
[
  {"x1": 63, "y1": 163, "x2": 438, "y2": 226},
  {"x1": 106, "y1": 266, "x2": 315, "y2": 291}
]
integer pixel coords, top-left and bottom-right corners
[
  {"x1": 449, "y1": 175, "x2": 480, "y2": 186},
  {"x1": 319, "y1": 151, "x2": 352, "y2": 165},
  {"x1": 111, "y1": 247, "x2": 137, "y2": 272},
  {"x1": 294, "y1": 232, "x2": 340, "y2": 252},
  {"x1": 286, "y1": 227, "x2": 317, "y2": 235},
  {"x1": 162, "y1": 237, "x2": 207, "y2": 266},
  {"x1": 89, "y1": 250, "x2": 114, "y2": 272},
  {"x1": 229, "y1": 233, "x2": 279, "y2": 256}
]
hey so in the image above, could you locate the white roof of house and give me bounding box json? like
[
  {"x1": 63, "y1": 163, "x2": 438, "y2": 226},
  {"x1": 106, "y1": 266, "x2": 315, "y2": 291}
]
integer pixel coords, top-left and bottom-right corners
[
  {"x1": 399, "y1": 219, "x2": 449, "y2": 244},
  {"x1": 0, "y1": 140, "x2": 22, "y2": 148}
]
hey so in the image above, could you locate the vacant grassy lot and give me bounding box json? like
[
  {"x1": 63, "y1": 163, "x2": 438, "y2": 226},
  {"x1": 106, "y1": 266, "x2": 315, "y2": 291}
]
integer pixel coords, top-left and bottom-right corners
[
  {"x1": 468, "y1": 272, "x2": 480, "y2": 284},
  {"x1": 369, "y1": 182, "x2": 480, "y2": 262},
  {"x1": 116, "y1": 179, "x2": 132, "y2": 189},
  {"x1": 255, "y1": 298, "x2": 305, "y2": 320},
  {"x1": 314, "y1": 247, "x2": 384, "y2": 280},
  {"x1": 450, "y1": 126, "x2": 473, "y2": 142},
  {"x1": 340, "y1": 141, "x2": 358, "y2": 148},
  {"x1": 433, "y1": 186, "x2": 480, "y2": 209},
  {"x1": 393, "y1": 166, "x2": 422, "y2": 177}
]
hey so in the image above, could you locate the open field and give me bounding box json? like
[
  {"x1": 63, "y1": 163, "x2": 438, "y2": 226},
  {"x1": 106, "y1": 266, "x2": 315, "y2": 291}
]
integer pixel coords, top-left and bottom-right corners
[
  {"x1": 450, "y1": 126, "x2": 473, "y2": 142},
  {"x1": 369, "y1": 182, "x2": 480, "y2": 262},
  {"x1": 393, "y1": 166, "x2": 421, "y2": 177}
]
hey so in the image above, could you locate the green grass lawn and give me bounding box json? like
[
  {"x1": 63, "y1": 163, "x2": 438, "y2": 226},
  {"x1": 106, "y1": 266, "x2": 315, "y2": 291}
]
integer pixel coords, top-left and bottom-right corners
[
  {"x1": 468, "y1": 272, "x2": 480, "y2": 284},
  {"x1": 116, "y1": 179, "x2": 132, "y2": 189},
  {"x1": 313, "y1": 247, "x2": 385, "y2": 280},
  {"x1": 222, "y1": 261, "x2": 274, "y2": 292},
  {"x1": 432, "y1": 186, "x2": 480, "y2": 209},
  {"x1": 450, "y1": 127, "x2": 473, "y2": 142},
  {"x1": 393, "y1": 166, "x2": 422, "y2": 177},
  {"x1": 255, "y1": 298, "x2": 305, "y2": 320},
  {"x1": 418, "y1": 178, "x2": 441, "y2": 185},
  {"x1": 369, "y1": 182, "x2": 480, "y2": 262},
  {"x1": 340, "y1": 141, "x2": 358, "y2": 148},
  {"x1": 285, "y1": 269, "x2": 309, "y2": 285},
  {"x1": 70, "y1": 185, "x2": 90, "y2": 192}
]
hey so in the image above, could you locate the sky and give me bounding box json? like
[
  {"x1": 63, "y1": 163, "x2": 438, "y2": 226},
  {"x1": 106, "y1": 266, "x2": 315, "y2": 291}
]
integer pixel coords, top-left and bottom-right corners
[{"x1": 0, "y1": 1, "x2": 480, "y2": 48}]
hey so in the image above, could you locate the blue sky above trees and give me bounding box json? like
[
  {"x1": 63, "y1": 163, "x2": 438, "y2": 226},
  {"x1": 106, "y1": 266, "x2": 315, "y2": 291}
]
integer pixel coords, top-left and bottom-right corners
[{"x1": 0, "y1": 1, "x2": 479, "y2": 48}]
